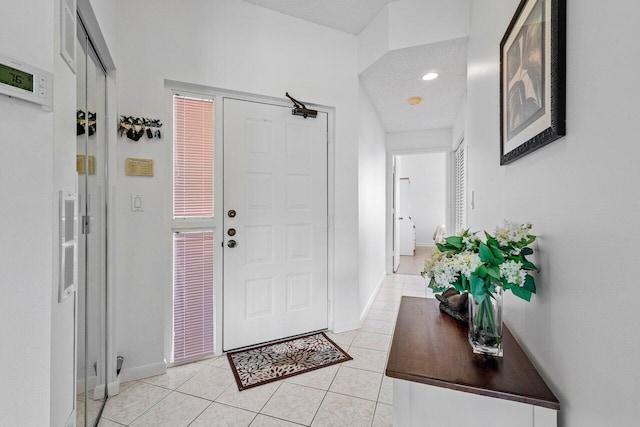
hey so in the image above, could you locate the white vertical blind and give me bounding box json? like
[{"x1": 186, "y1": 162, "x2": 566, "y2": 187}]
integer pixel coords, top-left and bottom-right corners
[
  {"x1": 455, "y1": 141, "x2": 467, "y2": 233},
  {"x1": 172, "y1": 231, "x2": 214, "y2": 363},
  {"x1": 173, "y1": 95, "x2": 214, "y2": 218}
]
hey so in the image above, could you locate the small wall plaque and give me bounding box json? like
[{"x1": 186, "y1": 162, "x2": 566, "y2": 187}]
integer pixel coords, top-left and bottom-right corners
[
  {"x1": 76, "y1": 154, "x2": 85, "y2": 174},
  {"x1": 77, "y1": 155, "x2": 96, "y2": 174},
  {"x1": 126, "y1": 157, "x2": 154, "y2": 177},
  {"x1": 88, "y1": 155, "x2": 95, "y2": 175}
]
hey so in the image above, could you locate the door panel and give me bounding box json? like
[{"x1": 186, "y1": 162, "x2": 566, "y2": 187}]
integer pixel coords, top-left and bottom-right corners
[
  {"x1": 76, "y1": 23, "x2": 108, "y2": 426},
  {"x1": 223, "y1": 98, "x2": 328, "y2": 351}
]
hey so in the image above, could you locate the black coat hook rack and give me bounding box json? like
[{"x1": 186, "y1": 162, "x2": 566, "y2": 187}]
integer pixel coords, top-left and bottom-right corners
[
  {"x1": 119, "y1": 116, "x2": 163, "y2": 142},
  {"x1": 77, "y1": 110, "x2": 97, "y2": 136}
]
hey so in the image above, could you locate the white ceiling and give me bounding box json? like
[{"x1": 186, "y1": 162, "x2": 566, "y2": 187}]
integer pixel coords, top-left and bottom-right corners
[
  {"x1": 240, "y1": 0, "x2": 468, "y2": 132},
  {"x1": 360, "y1": 38, "x2": 468, "y2": 133},
  {"x1": 240, "y1": 0, "x2": 399, "y2": 35}
]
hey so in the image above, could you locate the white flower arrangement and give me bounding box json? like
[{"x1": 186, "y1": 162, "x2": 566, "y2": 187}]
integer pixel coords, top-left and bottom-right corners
[{"x1": 422, "y1": 221, "x2": 537, "y2": 302}]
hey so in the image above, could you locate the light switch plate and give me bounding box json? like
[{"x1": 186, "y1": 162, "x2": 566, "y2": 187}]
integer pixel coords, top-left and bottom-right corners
[{"x1": 131, "y1": 194, "x2": 143, "y2": 212}]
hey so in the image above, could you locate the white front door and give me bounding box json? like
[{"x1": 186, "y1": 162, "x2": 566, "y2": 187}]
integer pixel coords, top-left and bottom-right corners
[{"x1": 222, "y1": 98, "x2": 328, "y2": 351}]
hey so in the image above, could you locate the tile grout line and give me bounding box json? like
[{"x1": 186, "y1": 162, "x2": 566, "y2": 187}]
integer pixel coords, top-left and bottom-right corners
[
  {"x1": 185, "y1": 399, "x2": 217, "y2": 427},
  {"x1": 254, "y1": 380, "x2": 283, "y2": 415},
  {"x1": 306, "y1": 361, "x2": 346, "y2": 425}
]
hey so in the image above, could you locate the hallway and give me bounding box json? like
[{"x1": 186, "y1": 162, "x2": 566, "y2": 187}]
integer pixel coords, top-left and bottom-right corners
[{"x1": 395, "y1": 246, "x2": 434, "y2": 276}]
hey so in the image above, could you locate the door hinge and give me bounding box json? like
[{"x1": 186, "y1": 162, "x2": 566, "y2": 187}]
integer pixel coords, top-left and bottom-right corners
[{"x1": 82, "y1": 215, "x2": 90, "y2": 234}]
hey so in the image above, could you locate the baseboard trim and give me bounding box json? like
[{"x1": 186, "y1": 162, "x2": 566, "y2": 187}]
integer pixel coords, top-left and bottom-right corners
[
  {"x1": 64, "y1": 409, "x2": 75, "y2": 427},
  {"x1": 93, "y1": 384, "x2": 106, "y2": 400},
  {"x1": 360, "y1": 271, "x2": 387, "y2": 323},
  {"x1": 416, "y1": 243, "x2": 436, "y2": 248},
  {"x1": 107, "y1": 379, "x2": 121, "y2": 396},
  {"x1": 333, "y1": 319, "x2": 362, "y2": 333},
  {"x1": 76, "y1": 374, "x2": 97, "y2": 397},
  {"x1": 118, "y1": 361, "x2": 166, "y2": 383}
]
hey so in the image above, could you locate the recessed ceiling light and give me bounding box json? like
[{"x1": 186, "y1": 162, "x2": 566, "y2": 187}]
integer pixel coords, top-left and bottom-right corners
[
  {"x1": 422, "y1": 72, "x2": 439, "y2": 81},
  {"x1": 408, "y1": 97, "x2": 422, "y2": 106}
]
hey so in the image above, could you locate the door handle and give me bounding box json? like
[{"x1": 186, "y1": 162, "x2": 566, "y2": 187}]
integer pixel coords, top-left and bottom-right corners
[{"x1": 227, "y1": 240, "x2": 237, "y2": 248}]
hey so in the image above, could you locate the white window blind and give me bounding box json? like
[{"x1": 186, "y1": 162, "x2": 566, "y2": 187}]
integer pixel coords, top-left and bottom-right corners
[
  {"x1": 454, "y1": 141, "x2": 467, "y2": 233},
  {"x1": 172, "y1": 93, "x2": 215, "y2": 364},
  {"x1": 172, "y1": 231, "x2": 214, "y2": 363},
  {"x1": 173, "y1": 95, "x2": 214, "y2": 218}
]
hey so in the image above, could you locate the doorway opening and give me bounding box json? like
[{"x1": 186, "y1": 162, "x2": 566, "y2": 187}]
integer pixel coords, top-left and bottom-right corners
[{"x1": 392, "y1": 151, "x2": 449, "y2": 276}]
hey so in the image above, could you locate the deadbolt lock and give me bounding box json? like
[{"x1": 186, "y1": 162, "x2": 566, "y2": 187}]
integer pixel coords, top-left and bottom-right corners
[
  {"x1": 228, "y1": 209, "x2": 236, "y2": 218},
  {"x1": 227, "y1": 228, "x2": 236, "y2": 236}
]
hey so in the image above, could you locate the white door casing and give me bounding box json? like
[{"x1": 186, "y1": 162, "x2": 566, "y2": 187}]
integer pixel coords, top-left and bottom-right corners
[
  {"x1": 392, "y1": 158, "x2": 400, "y2": 272},
  {"x1": 223, "y1": 98, "x2": 328, "y2": 351},
  {"x1": 398, "y1": 178, "x2": 415, "y2": 256}
]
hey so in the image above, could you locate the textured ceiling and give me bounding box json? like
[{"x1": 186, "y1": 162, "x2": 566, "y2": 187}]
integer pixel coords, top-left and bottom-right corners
[
  {"x1": 360, "y1": 38, "x2": 468, "y2": 133},
  {"x1": 240, "y1": 0, "x2": 399, "y2": 35}
]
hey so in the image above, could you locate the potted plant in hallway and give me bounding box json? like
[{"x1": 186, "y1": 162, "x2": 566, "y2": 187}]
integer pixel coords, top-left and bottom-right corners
[{"x1": 421, "y1": 221, "x2": 538, "y2": 357}]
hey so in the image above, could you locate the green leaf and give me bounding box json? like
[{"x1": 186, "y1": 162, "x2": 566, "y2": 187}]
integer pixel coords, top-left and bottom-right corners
[
  {"x1": 490, "y1": 246, "x2": 505, "y2": 263},
  {"x1": 523, "y1": 274, "x2": 536, "y2": 293},
  {"x1": 522, "y1": 260, "x2": 538, "y2": 271},
  {"x1": 469, "y1": 276, "x2": 486, "y2": 297},
  {"x1": 436, "y1": 243, "x2": 453, "y2": 252},
  {"x1": 510, "y1": 285, "x2": 532, "y2": 302},
  {"x1": 520, "y1": 247, "x2": 534, "y2": 256},
  {"x1": 472, "y1": 291, "x2": 487, "y2": 304},
  {"x1": 475, "y1": 265, "x2": 488, "y2": 279},
  {"x1": 486, "y1": 266, "x2": 501, "y2": 279},
  {"x1": 428, "y1": 278, "x2": 448, "y2": 293},
  {"x1": 445, "y1": 236, "x2": 464, "y2": 249},
  {"x1": 459, "y1": 275, "x2": 471, "y2": 292},
  {"x1": 479, "y1": 243, "x2": 495, "y2": 264}
]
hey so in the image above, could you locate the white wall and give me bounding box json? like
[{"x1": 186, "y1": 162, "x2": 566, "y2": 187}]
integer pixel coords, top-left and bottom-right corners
[
  {"x1": 452, "y1": 92, "x2": 466, "y2": 147},
  {"x1": 358, "y1": 5, "x2": 389, "y2": 73},
  {"x1": 0, "y1": 0, "x2": 59, "y2": 425},
  {"x1": 114, "y1": 0, "x2": 361, "y2": 378},
  {"x1": 387, "y1": 128, "x2": 452, "y2": 152},
  {"x1": 358, "y1": 84, "x2": 387, "y2": 316},
  {"x1": 467, "y1": 1, "x2": 640, "y2": 426},
  {"x1": 388, "y1": 0, "x2": 470, "y2": 51},
  {"x1": 358, "y1": 0, "x2": 470, "y2": 73},
  {"x1": 87, "y1": 0, "x2": 119, "y2": 67},
  {"x1": 397, "y1": 153, "x2": 446, "y2": 246}
]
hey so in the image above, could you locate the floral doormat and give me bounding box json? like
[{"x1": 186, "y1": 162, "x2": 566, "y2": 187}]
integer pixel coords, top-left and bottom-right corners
[{"x1": 226, "y1": 332, "x2": 352, "y2": 391}]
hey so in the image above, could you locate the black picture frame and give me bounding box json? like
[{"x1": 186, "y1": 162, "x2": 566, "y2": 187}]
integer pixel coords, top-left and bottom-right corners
[{"x1": 500, "y1": 0, "x2": 566, "y2": 165}]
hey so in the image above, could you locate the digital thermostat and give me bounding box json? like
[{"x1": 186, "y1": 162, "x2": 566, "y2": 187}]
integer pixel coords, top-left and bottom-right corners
[{"x1": 0, "y1": 53, "x2": 53, "y2": 110}]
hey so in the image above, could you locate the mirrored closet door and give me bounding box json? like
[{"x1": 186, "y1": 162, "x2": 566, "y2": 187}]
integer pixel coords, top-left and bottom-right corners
[{"x1": 76, "y1": 18, "x2": 108, "y2": 427}]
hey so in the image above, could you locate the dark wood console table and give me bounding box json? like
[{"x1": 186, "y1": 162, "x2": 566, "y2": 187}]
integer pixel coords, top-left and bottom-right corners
[{"x1": 386, "y1": 297, "x2": 559, "y2": 426}]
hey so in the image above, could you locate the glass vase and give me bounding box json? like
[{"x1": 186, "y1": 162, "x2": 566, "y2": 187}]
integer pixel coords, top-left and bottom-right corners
[{"x1": 468, "y1": 286, "x2": 503, "y2": 357}]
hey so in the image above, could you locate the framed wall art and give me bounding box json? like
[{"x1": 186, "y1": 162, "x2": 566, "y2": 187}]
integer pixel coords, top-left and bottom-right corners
[{"x1": 500, "y1": 0, "x2": 566, "y2": 165}]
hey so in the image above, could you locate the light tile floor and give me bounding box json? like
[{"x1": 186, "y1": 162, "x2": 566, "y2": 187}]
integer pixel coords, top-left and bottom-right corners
[{"x1": 98, "y1": 274, "x2": 433, "y2": 427}]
